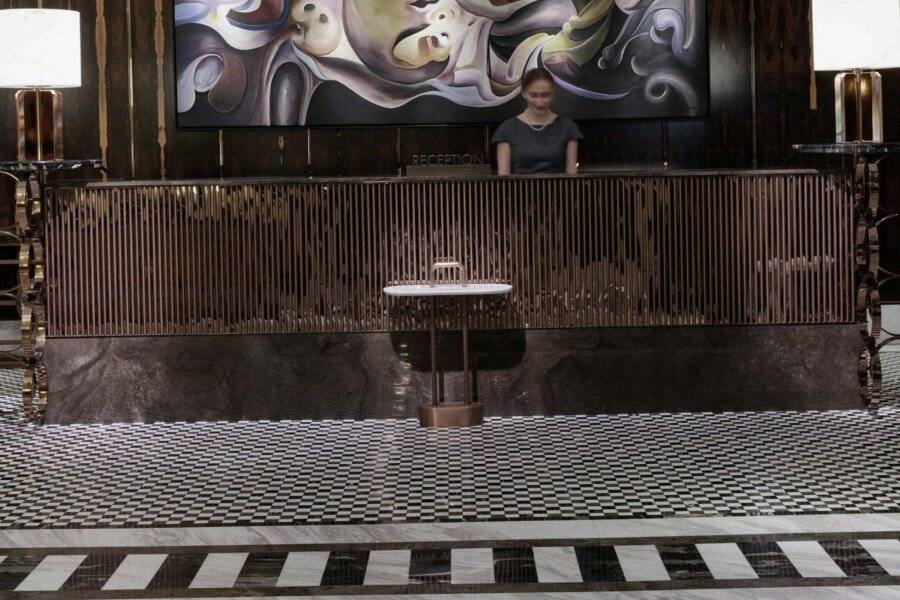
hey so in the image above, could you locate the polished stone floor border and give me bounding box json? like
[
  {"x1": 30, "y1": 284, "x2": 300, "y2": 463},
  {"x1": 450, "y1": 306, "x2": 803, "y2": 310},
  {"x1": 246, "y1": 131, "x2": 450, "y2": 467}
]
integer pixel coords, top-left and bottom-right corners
[
  {"x1": 1, "y1": 540, "x2": 899, "y2": 597},
  {"x1": 52, "y1": 590, "x2": 900, "y2": 599},
  {"x1": 3, "y1": 514, "x2": 899, "y2": 549},
  {"x1": 3, "y1": 515, "x2": 899, "y2": 598},
  {"x1": 2, "y1": 581, "x2": 900, "y2": 599}
]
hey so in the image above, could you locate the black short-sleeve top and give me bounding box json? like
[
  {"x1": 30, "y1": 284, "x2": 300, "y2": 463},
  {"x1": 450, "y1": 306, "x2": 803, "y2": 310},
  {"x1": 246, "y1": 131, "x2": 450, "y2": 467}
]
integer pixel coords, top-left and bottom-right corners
[{"x1": 491, "y1": 116, "x2": 583, "y2": 174}]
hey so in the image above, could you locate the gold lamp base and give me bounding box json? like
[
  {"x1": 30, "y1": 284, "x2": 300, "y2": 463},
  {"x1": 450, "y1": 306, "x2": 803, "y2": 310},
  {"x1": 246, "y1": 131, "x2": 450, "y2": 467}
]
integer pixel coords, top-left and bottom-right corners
[
  {"x1": 418, "y1": 402, "x2": 484, "y2": 428},
  {"x1": 835, "y1": 70, "x2": 883, "y2": 143},
  {"x1": 16, "y1": 89, "x2": 64, "y2": 161}
]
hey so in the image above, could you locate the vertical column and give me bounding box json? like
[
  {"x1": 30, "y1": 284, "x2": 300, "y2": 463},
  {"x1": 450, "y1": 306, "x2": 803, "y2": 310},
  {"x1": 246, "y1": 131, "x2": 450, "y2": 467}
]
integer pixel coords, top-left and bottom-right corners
[
  {"x1": 16, "y1": 173, "x2": 48, "y2": 422},
  {"x1": 854, "y1": 154, "x2": 883, "y2": 406},
  {"x1": 0, "y1": 173, "x2": 24, "y2": 371}
]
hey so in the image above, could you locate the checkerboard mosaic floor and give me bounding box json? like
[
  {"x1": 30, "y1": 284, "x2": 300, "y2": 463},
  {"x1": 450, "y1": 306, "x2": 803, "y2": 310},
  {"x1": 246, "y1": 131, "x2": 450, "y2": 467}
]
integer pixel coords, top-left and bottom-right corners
[{"x1": 0, "y1": 353, "x2": 898, "y2": 530}]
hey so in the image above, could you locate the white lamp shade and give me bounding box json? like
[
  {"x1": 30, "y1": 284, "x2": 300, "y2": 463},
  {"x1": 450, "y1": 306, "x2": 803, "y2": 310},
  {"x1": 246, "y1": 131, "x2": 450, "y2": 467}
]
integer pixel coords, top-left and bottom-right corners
[
  {"x1": 812, "y1": 0, "x2": 900, "y2": 71},
  {"x1": 0, "y1": 9, "x2": 81, "y2": 88}
]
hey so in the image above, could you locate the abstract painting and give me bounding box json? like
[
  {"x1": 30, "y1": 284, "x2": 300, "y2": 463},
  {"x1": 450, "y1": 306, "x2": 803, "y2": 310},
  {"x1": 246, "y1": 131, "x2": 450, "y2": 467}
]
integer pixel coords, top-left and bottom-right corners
[{"x1": 174, "y1": 0, "x2": 708, "y2": 127}]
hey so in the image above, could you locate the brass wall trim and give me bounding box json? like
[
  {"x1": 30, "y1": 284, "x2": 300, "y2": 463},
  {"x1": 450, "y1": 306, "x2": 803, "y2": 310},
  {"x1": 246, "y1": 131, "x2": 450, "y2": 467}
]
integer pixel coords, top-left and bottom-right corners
[
  {"x1": 218, "y1": 129, "x2": 224, "y2": 176},
  {"x1": 153, "y1": 0, "x2": 167, "y2": 179},
  {"x1": 125, "y1": 0, "x2": 136, "y2": 180},
  {"x1": 749, "y1": 0, "x2": 758, "y2": 169},
  {"x1": 46, "y1": 173, "x2": 853, "y2": 337},
  {"x1": 95, "y1": 0, "x2": 108, "y2": 180}
]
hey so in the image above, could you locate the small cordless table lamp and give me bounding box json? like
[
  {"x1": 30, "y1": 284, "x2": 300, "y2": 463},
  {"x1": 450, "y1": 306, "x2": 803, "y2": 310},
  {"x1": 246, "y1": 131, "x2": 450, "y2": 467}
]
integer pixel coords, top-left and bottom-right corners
[
  {"x1": 0, "y1": 9, "x2": 81, "y2": 161},
  {"x1": 812, "y1": 0, "x2": 900, "y2": 143}
]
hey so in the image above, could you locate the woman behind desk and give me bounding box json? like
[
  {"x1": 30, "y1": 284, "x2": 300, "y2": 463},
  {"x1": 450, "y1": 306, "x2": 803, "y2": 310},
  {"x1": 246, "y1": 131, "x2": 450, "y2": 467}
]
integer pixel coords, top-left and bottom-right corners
[{"x1": 492, "y1": 68, "x2": 583, "y2": 175}]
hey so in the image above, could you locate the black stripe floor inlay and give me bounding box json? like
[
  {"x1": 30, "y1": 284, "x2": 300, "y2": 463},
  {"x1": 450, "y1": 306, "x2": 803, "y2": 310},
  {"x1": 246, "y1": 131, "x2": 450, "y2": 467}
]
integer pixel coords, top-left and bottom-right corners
[
  {"x1": 657, "y1": 544, "x2": 715, "y2": 581},
  {"x1": 234, "y1": 552, "x2": 288, "y2": 588},
  {"x1": 0, "y1": 555, "x2": 45, "y2": 591},
  {"x1": 409, "y1": 548, "x2": 451, "y2": 584},
  {"x1": 493, "y1": 547, "x2": 538, "y2": 584},
  {"x1": 145, "y1": 553, "x2": 207, "y2": 590},
  {"x1": 320, "y1": 550, "x2": 369, "y2": 586},
  {"x1": 60, "y1": 553, "x2": 124, "y2": 591},
  {"x1": 736, "y1": 541, "x2": 803, "y2": 579},
  {"x1": 819, "y1": 540, "x2": 891, "y2": 577},
  {"x1": 573, "y1": 545, "x2": 627, "y2": 582},
  {"x1": 2, "y1": 533, "x2": 900, "y2": 595}
]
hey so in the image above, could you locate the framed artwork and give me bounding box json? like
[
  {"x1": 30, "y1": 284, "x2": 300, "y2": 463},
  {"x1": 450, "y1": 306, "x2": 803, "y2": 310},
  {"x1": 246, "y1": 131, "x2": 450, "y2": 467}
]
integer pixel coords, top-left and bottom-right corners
[{"x1": 174, "y1": 0, "x2": 708, "y2": 127}]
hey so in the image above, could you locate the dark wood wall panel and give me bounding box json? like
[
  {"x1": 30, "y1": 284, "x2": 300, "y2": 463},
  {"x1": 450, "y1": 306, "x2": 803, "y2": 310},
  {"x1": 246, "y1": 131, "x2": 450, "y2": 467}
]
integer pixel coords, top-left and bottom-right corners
[
  {"x1": 754, "y1": 0, "x2": 816, "y2": 167},
  {"x1": 308, "y1": 128, "x2": 399, "y2": 177},
  {"x1": 703, "y1": 0, "x2": 753, "y2": 167},
  {"x1": 222, "y1": 130, "x2": 309, "y2": 178},
  {"x1": 665, "y1": 121, "x2": 706, "y2": 168},
  {"x1": 580, "y1": 121, "x2": 665, "y2": 168},
  {"x1": 128, "y1": 0, "x2": 164, "y2": 180},
  {"x1": 100, "y1": 0, "x2": 132, "y2": 180},
  {"x1": 48, "y1": 0, "x2": 99, "y2": 161}
]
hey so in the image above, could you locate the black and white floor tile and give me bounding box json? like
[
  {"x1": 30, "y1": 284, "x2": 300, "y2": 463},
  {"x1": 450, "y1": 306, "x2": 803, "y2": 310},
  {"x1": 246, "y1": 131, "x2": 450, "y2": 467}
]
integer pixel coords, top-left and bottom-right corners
[
  {"x1": 883, "y1": 350, "x2": 900, "y2": 394},
  {"x1": 0, "y1": 356, "x2": 899, "y2": 530}
]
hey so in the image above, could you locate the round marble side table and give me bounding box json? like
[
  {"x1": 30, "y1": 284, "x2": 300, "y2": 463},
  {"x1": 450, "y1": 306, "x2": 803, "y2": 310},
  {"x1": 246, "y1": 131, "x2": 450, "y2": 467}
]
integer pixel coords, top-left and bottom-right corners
[{"x1": 384, "y1": 278, "x2": 512, "y2": 428}]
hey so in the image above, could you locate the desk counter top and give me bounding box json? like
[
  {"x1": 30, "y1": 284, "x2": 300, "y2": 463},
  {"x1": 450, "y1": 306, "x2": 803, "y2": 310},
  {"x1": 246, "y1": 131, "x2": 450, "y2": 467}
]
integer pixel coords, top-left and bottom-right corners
[{"x1": 52, "y1": 167, "x2": 831, "y2": 189}]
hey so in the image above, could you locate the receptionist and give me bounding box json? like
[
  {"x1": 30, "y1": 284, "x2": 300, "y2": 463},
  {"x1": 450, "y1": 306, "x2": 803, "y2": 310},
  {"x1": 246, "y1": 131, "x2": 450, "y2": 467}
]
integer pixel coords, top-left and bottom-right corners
[{"x1": 492, "y1": 67, "x2": 583, "y2": 175}]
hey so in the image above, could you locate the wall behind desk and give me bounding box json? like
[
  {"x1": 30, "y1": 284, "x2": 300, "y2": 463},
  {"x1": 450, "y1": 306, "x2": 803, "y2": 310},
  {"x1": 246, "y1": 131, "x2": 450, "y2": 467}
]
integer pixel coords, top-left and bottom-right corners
[{"x1": 0, "y1": 0, "x2": 897, "y2": 298}]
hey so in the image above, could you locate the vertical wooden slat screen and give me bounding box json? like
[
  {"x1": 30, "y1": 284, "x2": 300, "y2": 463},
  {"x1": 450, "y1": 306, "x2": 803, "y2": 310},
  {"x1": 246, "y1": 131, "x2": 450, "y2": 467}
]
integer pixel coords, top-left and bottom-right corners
[{"x1": 45, "y1": 171, "x2": 853, "y2": 337}]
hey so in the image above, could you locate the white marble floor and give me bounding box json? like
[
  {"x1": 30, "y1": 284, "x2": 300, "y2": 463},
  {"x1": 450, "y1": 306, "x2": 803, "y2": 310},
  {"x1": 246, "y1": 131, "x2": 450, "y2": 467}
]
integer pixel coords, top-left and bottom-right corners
[
  {"x1": 67, "y1": 590, "x2": 900, "y2": 599},
  {"x1": 3, "y1": 513, "x2": 900, "y2": 548}
]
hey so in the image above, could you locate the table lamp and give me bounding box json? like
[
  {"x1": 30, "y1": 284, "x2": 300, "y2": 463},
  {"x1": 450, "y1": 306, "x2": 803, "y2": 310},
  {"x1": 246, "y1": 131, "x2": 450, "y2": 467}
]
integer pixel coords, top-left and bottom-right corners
[
  {"x1": 812, "y1": 0, "x2": 900, "y2": 143},
  {"x1": 0, "y1": 9, "x2": 81, "y2": 161}
]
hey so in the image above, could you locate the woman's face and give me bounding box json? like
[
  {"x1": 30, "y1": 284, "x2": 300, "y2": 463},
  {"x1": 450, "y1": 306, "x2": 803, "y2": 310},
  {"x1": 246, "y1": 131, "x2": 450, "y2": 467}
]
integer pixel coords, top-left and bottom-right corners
[{"x1": 522, "y1": 78, "x2": 553, "y2": 113}]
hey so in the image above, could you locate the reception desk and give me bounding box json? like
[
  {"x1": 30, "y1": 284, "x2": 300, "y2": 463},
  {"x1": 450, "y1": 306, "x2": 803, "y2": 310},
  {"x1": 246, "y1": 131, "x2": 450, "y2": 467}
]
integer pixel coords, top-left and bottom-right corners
[{"x1": 34, "y1": 169, "x2": 863, "y2": 423}]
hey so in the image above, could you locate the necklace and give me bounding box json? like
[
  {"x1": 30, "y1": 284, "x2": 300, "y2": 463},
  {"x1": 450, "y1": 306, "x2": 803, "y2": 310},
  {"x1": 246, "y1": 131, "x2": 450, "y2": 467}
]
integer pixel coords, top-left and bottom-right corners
[{"x1": 524, "y1": 114, "x2": 552, "y2": 131}]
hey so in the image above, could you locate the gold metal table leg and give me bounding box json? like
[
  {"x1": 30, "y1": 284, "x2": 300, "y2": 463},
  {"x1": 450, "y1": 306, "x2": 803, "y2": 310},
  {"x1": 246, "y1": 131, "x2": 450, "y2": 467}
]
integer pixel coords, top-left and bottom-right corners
[
  {"x1": 430, "y1": 296, "x2": 438, "y2": 406},
  {"x1": 418, "y1": 293, "x2": 483, "y2": 428},
  {"x1": 461, "y1": 295, "x2": 471, "y2": 405}
]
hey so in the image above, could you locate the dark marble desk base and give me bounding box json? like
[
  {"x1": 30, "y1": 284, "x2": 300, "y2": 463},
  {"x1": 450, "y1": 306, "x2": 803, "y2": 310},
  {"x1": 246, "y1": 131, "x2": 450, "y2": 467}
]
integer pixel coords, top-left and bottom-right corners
[{"x1": 44, "y1": 325, "x2": 862, "y2": 424}]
